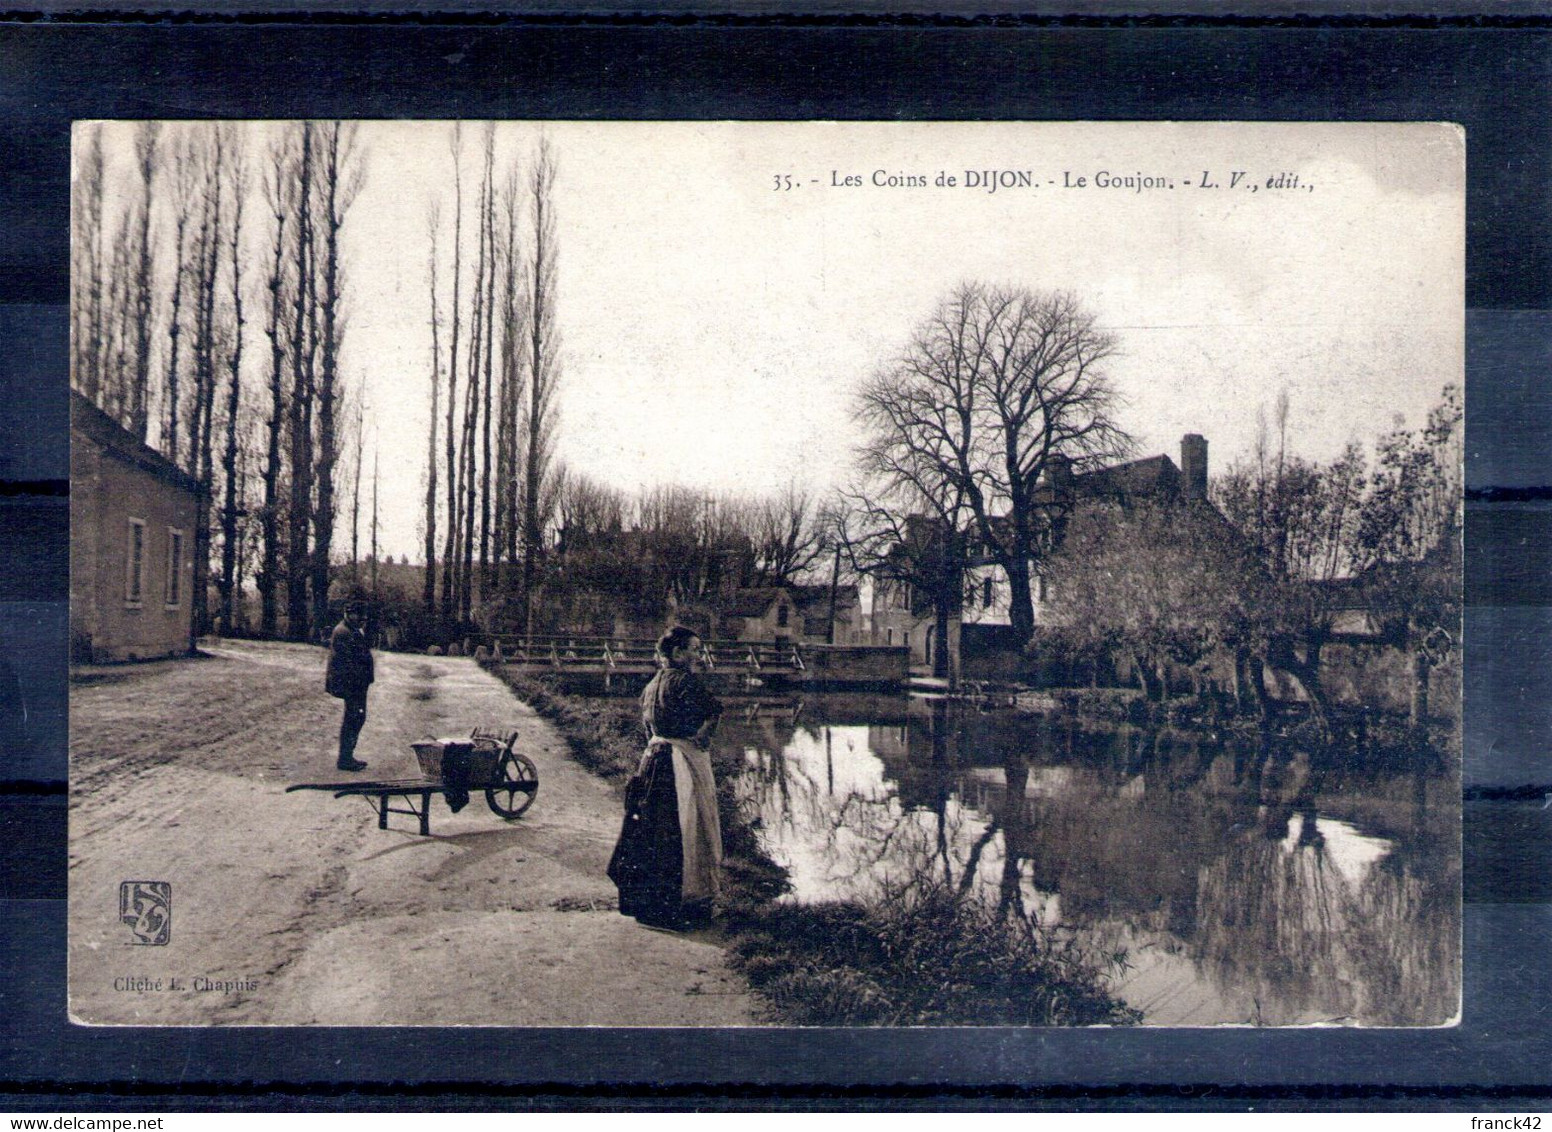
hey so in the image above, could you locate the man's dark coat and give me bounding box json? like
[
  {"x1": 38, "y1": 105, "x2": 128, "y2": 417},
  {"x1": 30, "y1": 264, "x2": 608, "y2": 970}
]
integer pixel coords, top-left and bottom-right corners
[{"x1": 325, "y1": 621, "x2": 375, "y2": 699}]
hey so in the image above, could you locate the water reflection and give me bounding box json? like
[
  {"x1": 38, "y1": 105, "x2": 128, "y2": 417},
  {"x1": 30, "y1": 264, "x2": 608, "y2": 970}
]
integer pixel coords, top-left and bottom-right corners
[{"x1": 721, "y1": 694, "x2": 1460, "y2": 1027}]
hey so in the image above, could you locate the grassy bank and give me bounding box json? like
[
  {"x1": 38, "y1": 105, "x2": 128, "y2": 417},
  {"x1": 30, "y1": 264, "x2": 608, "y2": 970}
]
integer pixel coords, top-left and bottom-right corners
[
  {"x1": 492, "y1": 669, "x2": 644, "y2": 782},
  {"x1": 728, "y1": 883, "x2": 1141, "y2": 1026},
  {"x1": 490, "y1": 665, "x2": 1139, "y2": 1026}
]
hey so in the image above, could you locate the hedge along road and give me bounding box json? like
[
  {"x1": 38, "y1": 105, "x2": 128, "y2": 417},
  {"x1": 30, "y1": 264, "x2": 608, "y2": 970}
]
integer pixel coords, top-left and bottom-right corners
[{"x1": 68, "y1": 638, "x2": 755, "y2": 1026}]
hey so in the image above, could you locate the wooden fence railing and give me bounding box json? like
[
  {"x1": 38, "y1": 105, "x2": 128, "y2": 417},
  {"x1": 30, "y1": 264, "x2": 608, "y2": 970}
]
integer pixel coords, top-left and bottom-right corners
[{"x1": 491, "y1": 636, "x2": 805, "y2": 673}]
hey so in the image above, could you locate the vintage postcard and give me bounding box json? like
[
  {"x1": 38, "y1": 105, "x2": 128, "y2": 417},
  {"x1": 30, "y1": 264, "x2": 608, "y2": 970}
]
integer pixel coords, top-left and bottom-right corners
[{"x1": 67, "y1": 120, "x2": 1463, "y2": 1027}]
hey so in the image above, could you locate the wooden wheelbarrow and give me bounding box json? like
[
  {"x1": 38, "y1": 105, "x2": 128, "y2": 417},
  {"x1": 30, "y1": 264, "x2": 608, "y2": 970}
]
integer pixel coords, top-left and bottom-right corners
[{"x1": 286, "y1": 728, "x2": 538, "y2": 836}]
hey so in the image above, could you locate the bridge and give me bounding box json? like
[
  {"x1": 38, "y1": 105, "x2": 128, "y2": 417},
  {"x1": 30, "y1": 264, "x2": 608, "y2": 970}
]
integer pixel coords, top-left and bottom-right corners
[{"x1": 488, "y1": 636, "x2": 806, "y2": 689}]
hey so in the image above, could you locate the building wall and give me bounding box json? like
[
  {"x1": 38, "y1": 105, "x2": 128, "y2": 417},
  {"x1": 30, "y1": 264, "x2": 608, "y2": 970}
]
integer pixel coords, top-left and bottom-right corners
[
  {"x1": 729, "y1": 594, "x2": 800, "y2": 644},
  {"x1": 962, "y1": 562, "x2": 1050, "y2": 628},
  {"x1": 798, "y1": 599, "x2": 861, "y2": 646},
  {"x1": 869, "y1": 604, "x2": 959, "y2": 676},
  {"x1": 802, "y1": 645, "x2": 910, "y2": 685},
  {"x1": 869, "y1": 604, "x2": 920, "y2": 656},
  {"x1": 962, "y1": 564, "x2": 1011, "y2": 626},
  {"x1": 70, "y1": 437, "x2": 199, "y2": 662}
]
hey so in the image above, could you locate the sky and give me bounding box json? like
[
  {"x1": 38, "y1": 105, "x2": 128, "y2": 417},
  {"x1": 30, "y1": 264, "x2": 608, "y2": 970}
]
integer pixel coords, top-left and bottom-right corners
[{"x1": 90, "y1": 120, "x2": 1465, "y2": 561}]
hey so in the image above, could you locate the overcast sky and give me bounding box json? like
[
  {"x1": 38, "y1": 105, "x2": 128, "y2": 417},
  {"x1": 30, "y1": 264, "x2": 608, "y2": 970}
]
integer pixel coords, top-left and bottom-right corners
[{"x1": 91, "y1": 120, "x2": 1465, "y2": 560}]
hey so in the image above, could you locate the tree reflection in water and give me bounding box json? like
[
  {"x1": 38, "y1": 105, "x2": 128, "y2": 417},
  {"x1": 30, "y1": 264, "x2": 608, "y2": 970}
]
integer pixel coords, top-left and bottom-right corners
[
  {"x1": 1191, "y1": 741, "x2": 1459, "y2": 1025},
  {"x1": 717, "y1": 694, "x2": 1459, "y2": 1026}
]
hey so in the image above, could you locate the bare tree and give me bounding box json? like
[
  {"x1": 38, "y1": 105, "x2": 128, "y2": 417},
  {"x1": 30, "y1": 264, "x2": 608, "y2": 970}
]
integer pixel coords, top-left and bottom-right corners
[
  {"x1": 856, "y1": 282, "x2": 1130, "y2": 645},
  {"x1": 837, "y1": 484, "x2": 968, "y2": 681},
  {"x1": 309, "y1": 121, "x2": 363, "y2": 635},
  {"x1": 102, "y1": 214, "x2": 135, "y2": 424},
  {"x1": 457, "y1": 128, "x2": 493, "y2": 622},
  {"x1": 521, "y1": 136, "x2": 562, "y2": 635},
  {"x1": 478, "y1": 124, "x2": 498, "y2": 598},
  {"x1": 554, "y1": 465, "x2": 628, "y2": 543},
  {"x1": 351, "y1": 399, "x2": 365, "y2": 584},
  {"x1": 67, "y1": 122, "x2": 372, "y2": 643},
  {"x1": 257, "y1": 130, "x2": 295, "y2": 638},
  {"x1": 750, "y1": 482, "x2": 829, "y2": 586},
  {"x1": 635, "y1": 484, "x2": 708, "y2": 607},
  {"x1": 285, "y1": 122, "x2": 317, "y2": 641},
  {"x1": 161, "y1": 130, "x2": 201, "y2": 467},
  {"x1": 370, "y1": 443, "x2": 380, "y2": 603},
  {"x1": 125, "y1": 123, "x2": 161, "y2": 442},
  {"x1": 423, "y1": 200, "x2": 442, "y2": 614},
  {"x1": 70, "y1": 124, "x2": 107, "y2": 401},
  {"x1": 233, "y1": 422, "x2": 263, "y2": 632},
  {"x1": 188, "y1": 127, "x2": 229, "y2": 638},
  {"x1": 216, "y1": 138, "x2": 249, "y2": 633},
  {"x1": 493, "y1": 166, "x2": 526, "y2": 592},
  {"x1": 439, "y1": 124, "x2": 464, "y2": 625}
]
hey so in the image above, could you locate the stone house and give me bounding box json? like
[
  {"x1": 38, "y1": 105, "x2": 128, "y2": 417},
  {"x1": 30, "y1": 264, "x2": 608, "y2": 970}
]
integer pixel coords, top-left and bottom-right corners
[
  {"x1": 70, "y1": 391, "x2": 205, "y2": 662},
  {"x1": 870, "y1": 434, "x2": 1216, "y2": 678},
  {"x1": 715, "y1": 583, "x2": 863, "y2": 646},
  {"x1": 868, "y1": 574, "x2": 960, "y2": 675},
  {"x1": 963, "y1": 434, "x2": 1214, "y2": 634},
  {"x1": 718, "y1": 586, "x2": 801, "y2": 645},
  {"x1": 791, "y1": 583, "x2": 862, "y2": 645}
]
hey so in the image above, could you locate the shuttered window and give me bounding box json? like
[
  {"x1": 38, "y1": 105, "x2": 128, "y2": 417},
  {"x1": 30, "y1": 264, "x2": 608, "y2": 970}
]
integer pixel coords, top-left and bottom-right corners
[
  {"x1": 125, "y1": 519, "x2": 146, "y2": 606},
  {"x1": 165, "y1": 528, "x2": 184, "y2": 607}
]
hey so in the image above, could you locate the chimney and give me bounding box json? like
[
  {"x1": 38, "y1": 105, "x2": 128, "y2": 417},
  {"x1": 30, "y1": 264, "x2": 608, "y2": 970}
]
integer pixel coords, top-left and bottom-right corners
[
  {"x1": 1180, "y1": 434, "x2": 1208, "y2": 500},
  {"x1": 1046, "y1": 453, "x2": 1075, "y2": 497}
]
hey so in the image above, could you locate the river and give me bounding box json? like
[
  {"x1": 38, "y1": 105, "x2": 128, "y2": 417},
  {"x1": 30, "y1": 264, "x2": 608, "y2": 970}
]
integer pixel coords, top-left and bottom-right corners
[{"x1": 716, "y1": 692, "x2": 1460, "y2": 1027}]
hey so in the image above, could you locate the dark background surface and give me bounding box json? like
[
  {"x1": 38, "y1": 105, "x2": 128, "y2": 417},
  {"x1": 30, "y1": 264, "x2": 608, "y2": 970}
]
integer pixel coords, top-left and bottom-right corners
[{"x1": 0, "y1": 16, "x2": 1548, "y2": 1106}]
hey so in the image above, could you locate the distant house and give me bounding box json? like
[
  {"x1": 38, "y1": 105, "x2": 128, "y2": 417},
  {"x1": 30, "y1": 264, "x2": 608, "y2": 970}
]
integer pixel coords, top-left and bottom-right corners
[
  {"x1": 869, "y1": 434, "x2": 1216, "y2": 676},
  {"x1": 714, "y1": 583, "x2": 862, "y2": 646},
  {"x1": 718, "y1": 586, "x2": 800, "y2": 645},
  {"x1": 869, "y1": 573, "x2": 959, "y2": 674},
  {"x1": 1319, "y1": 529, "x2": 1462, "y2": 644},
  {"x1": 791, "y1": 583, "x2": 862, "y2": 645},
  {"x1": 861, "y1": 513, "x2": 965, "y2": 674},
  {"x1": 70, "y1": 391, "x2": 205, "y2": 663},
  {"x1": 963, "y1": 433, "x2": 1215, "y2": 634}
]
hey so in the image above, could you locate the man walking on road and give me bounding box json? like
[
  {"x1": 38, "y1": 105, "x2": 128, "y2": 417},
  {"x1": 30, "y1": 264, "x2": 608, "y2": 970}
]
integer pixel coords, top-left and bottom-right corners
[{"x1": 325, "y1": 600, "x2": 374, "y2": 772}]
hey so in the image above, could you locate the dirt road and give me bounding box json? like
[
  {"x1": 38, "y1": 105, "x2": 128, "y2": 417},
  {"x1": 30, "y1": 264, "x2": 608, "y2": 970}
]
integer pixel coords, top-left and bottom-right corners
[{"x1": 68, "y1": 640, "x2": 755, "y2": 1026}]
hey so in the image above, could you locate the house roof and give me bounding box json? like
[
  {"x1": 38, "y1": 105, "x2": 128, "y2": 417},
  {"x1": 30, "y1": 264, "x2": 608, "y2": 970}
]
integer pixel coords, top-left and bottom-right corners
[
  {"x1": 1316, "y1": 529, "x2": 1462, "y2": 613},
  {"x1": 723, "y1": 586, "x2": 789, "y2": 618},
  {"x1": 70, "y1": 390, "x2": 204, "y2": 497},
  {"x1": 791, "y1": 583, "x2": 860, "y2": 615},
  {"x1": 1072, "y1": 453, "x2": 1181, "y2": 500}
]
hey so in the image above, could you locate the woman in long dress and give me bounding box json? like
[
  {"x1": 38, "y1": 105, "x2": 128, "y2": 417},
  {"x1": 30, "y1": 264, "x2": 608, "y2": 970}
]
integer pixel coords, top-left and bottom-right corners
[{"x1": 608, "y1": 626, "x2": 724, "y2": 928}]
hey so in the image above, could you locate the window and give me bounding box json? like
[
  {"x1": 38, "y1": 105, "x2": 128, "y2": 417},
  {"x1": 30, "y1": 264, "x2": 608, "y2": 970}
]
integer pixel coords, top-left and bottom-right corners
[
  {"x1": 983, "y1": 578, "x2": 994, "y2": 608},
  {"x1": 903, "y1": 630, "x2": 911, "y2": 649},
  {"x1": 1037, "y1": 575, "x2": 1049, "y2": 602},
  {"x1": 125, "y1": 518, "x2": 146, "y2": 606},
  {"x1": 165, "y1": 528, "x2": 184, "y2": 607},
  {"x1": 886, "y1": 627, "x2": 894, "y2": 646},
  {"x1": 777, "y1": 603, "x2": 789, "y2": 628}
]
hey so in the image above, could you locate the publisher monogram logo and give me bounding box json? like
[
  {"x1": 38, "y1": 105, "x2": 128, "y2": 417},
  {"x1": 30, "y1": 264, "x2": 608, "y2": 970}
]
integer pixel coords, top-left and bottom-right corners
[{"x1": 119, "y1": 881, "x2": 171, "y2": 946}]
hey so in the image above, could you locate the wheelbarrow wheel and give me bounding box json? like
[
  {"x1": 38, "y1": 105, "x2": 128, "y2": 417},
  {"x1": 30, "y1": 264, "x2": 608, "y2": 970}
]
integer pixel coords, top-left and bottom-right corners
[{"x1": 486, "y1": 750, "x2": 539, "y2": 819}]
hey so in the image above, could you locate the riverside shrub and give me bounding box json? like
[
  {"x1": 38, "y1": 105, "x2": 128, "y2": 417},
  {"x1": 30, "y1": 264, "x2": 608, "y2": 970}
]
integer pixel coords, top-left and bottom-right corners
[{"x1": 728, "y1": 880, "x2": 1142, "y2": 1027}]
